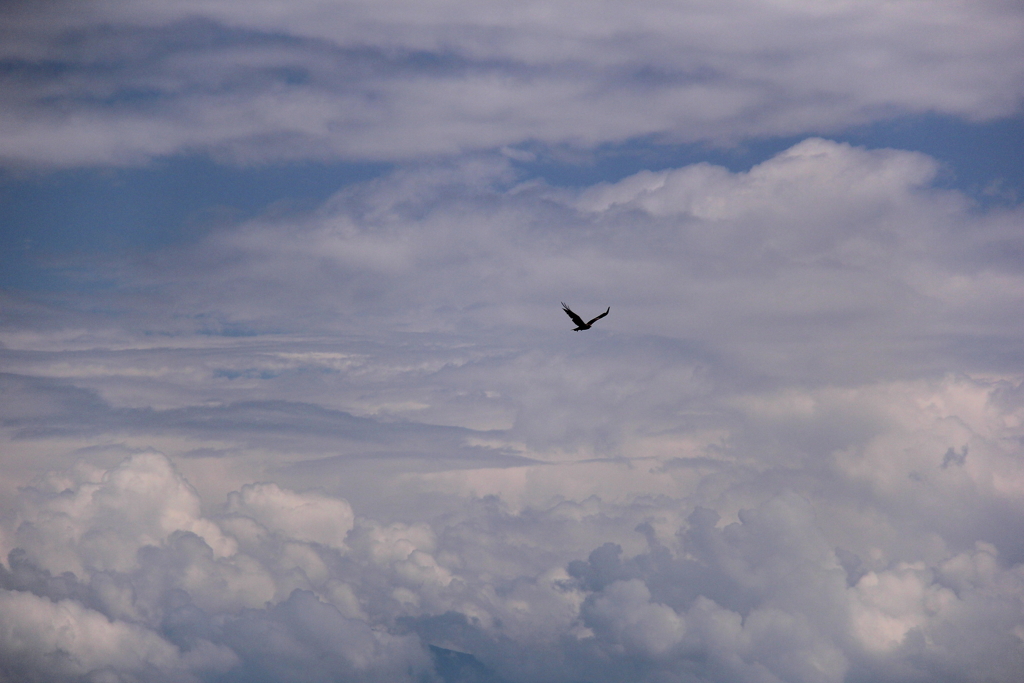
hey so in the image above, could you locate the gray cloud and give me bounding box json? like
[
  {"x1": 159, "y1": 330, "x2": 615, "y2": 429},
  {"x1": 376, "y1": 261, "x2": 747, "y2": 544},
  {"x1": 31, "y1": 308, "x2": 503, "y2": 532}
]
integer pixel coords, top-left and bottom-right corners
[{"x1": 1, "y1": 1, "x2": 1021, "y2": 167}]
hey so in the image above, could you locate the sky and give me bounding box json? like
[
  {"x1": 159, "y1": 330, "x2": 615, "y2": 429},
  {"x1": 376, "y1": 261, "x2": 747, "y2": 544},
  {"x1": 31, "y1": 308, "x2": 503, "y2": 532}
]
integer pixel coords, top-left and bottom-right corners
[{"x1": 1, "y1": 1, "x2": 1024, "y2": 682}]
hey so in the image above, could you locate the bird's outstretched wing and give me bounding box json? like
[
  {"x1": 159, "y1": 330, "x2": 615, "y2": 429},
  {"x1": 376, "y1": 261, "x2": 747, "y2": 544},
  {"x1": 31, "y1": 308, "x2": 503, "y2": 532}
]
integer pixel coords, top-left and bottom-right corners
[
  {"x1": 586, "y1": 307, "x2": 610, "y2": 326},
  {"x1": 561, "y1": 302, "x2": 586, "y2": 327}
]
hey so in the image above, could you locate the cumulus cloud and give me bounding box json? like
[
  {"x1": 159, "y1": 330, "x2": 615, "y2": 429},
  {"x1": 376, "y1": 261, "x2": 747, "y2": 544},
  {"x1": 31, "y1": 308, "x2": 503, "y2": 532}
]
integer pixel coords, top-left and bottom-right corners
[
  {"x1": 2, "y1": 452, "x2": 434, "y2": 682},
  {"x1": 3, "y1": 396, "x2": 1024, "y2": 682},
  {"x1": 13, "y1": 451, "x2": 235, "y2": 576},
  {"x1": 0, "y1": 0, "x2": 1021, "y2": 166},
  {"x1": 226, "y1": 482, "x2": 354, "y2": 548},
  {"x1": 0, "y1": 586, "x2": 238, "y2": 683}
]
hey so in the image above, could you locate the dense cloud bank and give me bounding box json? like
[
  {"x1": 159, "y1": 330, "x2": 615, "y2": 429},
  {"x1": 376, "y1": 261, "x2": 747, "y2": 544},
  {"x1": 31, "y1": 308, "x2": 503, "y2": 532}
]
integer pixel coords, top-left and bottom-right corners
[
  {"x1": 2, "y1": 138, "x2": 1024, "y2": 681},
  {"x1": 2, "y1": 417, "x2": 1024, "y2": 683},
  {"x1": 1, "y1": 0, "x2": 1022, "y2": 166}
]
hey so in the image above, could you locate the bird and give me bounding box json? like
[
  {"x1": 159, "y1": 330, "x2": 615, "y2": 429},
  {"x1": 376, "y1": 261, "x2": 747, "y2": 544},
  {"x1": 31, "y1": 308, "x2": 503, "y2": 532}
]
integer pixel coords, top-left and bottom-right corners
[{"x1": 561, "y1": 302, "x2": 610, "y2": 331}]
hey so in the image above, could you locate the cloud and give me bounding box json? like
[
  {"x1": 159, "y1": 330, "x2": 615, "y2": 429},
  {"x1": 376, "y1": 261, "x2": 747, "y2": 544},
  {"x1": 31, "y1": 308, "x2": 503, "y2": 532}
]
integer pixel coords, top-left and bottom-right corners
[
  {"x1": 1, "y1": 138, "x2": 1023, "y2": 680},
  {"x1": 1, "y1": 1, "x2": 1021, "y2": 167},
  {"x1": 188, "y1": 373, "x2": 1024, "y2": 681},
  {"x1": 220, "y1": 589, "x2": 432, "y2": 683},
  {"x1": 0, "y1": 587, "x2": 238, "y2": 683},
  {"x1": 563, "y1": 490, "x2": 1024, "y2": 683},
  {"x1": 13, "y1": 451, "x2": 235, "y2": 576},
  {"x1": 226, "y1": 482, "x2": 354, "y2": 548},
  {"x1": 6, "y1": 428, "x2": 1023, "y2": 683},
  {"x1": 3, "y1": 452, "x2": 434, "y2": 682},
  {"x1": 582, "y1": 578, "x2": 687, "y2": 657},
  {"x1": 84, "y1": 139, "x2": 1024, "y2": 388},
  {"x1": 2, "y1": 1, "x2": 1023, "y2": 680}
]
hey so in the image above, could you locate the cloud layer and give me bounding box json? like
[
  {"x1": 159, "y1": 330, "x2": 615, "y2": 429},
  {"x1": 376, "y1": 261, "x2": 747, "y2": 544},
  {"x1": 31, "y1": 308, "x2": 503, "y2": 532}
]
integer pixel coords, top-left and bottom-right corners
[
  {"x1": 2, "y1": 0, "x2": 1022, "y2": 166},
  {"x1": 2, "y1": 2, "x2": 1023, "y2": 678},
  {"x1": 2, "y1": 135, "x2": 1024, "y2": 680},
  {"x1": 79, "y1": 138, "x2": 1024, "y2": 382},
  {"x1": 3, "y1": 389, "x2": 1024, "y2": 683}
]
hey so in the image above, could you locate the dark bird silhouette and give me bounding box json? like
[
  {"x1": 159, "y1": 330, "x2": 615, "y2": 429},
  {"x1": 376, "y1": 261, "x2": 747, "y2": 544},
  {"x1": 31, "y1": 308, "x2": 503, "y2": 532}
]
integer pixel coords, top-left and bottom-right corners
[{"x1": 561, "y1": 302, "x2": 610, "y2": 331}]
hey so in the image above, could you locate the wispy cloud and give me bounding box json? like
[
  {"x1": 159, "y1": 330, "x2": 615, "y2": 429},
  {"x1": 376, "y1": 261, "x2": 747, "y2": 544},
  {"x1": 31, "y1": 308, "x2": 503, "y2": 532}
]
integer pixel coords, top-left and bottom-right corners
[{"x1": 2, "y1": 1, "x2": 1022, "y2": 167}]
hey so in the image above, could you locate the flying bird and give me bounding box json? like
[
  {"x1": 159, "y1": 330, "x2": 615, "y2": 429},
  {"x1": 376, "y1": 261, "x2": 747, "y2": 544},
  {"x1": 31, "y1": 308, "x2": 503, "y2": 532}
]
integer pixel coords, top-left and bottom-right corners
[{"x1": 561, "y1": 302, "x2": 610, "y2": 331}]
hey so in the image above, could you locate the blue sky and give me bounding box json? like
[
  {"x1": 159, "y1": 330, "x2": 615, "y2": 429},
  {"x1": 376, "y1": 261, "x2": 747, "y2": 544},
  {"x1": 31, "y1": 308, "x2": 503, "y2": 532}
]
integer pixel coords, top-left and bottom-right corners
[{"x1": 2, "y1": 3, "x2": 1024, "y2": 683}]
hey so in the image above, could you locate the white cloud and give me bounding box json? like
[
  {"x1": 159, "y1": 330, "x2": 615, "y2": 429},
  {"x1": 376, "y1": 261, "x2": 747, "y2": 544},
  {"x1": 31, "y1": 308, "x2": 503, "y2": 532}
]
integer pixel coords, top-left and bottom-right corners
[
  {"x1": 0, "y1": 0, "x2": 1021, "y2": 166},
  {"x1": 15, "y1": 452, "x2": 236, "y2": 576},
  {"x1": 2, "y1": 452, "x2": 436, "y2": 681},
  {"x1": 583, "y1": 578, "x2": 687, "y2": 657},
  {"x1": 0, "y1": 587, "x2": 238, "y2": 683},
  {"x1": 226, "y1": 482, "x2": 354, "y2": 548}
]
